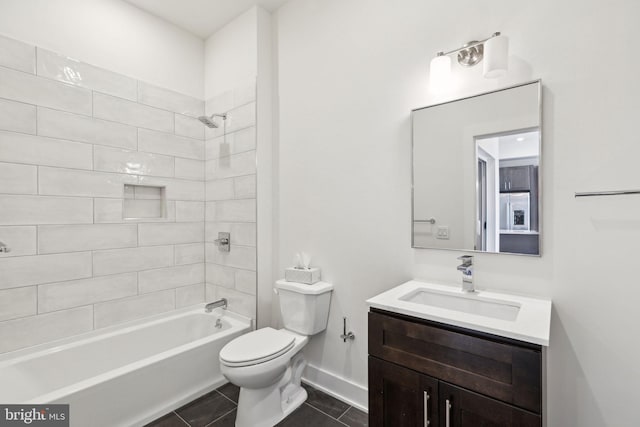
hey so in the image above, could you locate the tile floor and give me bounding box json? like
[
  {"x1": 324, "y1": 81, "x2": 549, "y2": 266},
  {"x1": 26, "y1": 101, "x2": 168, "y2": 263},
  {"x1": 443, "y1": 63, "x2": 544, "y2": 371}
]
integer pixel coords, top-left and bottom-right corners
[{"x1": 145, "y1": 382, "x2": 368, "y2": 427}]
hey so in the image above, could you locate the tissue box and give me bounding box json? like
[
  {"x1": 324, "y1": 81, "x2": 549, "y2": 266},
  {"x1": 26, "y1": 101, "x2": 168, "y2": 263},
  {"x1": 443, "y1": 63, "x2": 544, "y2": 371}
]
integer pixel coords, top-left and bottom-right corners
[{"x1": 285, "y1": 267, "x2": 321, "y2": 284}]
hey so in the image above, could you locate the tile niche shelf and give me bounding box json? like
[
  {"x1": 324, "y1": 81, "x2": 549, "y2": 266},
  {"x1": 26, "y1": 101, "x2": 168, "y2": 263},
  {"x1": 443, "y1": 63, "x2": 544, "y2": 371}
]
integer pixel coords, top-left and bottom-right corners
[{"x1": 123, "y1": 184, "x2": 167, "y2": 220}]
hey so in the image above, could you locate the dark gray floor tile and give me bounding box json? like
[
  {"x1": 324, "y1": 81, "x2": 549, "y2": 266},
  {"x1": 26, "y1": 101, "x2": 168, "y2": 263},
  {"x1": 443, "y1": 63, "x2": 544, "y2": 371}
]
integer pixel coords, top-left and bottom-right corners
[
  {"x1": 176, "y1": 390, "x2": 236, "y2": 427},
  {"x1": 302, "y1": 383, "x2": 350, "y2": 419},
  {"x1": 276, "y1": 403, "x2": 345, "y2": 427},
  {"x1": 216, "y1": 382, "x2": 240, "y2": 403},
  {"x1": 144, "y1": 412, "x2": 188, "y2": 427},
  {"x1": 339, "y1": 407, "x2": 369, "y2": 427},
  {"x1": 208, "y1": 409, "x2": 237, "y2": 427}
]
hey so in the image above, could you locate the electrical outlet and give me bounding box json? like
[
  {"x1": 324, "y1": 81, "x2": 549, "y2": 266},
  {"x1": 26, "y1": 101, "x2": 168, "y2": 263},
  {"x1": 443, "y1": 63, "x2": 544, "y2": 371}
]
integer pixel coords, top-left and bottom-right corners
[{"x1": 436, "y1": 226, "x2": 450, "y2": 240}]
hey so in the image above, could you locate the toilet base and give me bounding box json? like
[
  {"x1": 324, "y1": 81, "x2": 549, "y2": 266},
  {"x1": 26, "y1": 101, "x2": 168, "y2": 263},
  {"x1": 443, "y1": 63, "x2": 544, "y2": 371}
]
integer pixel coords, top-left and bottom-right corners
[{"x1": 234, "y1": 353, "x2": 307, "y2": 427}]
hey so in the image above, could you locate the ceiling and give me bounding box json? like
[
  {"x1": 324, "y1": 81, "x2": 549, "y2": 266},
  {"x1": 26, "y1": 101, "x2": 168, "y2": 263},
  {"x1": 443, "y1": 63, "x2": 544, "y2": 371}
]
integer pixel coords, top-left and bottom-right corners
[{"x1": 124, "y1": 0, "x2": 290, "y2": 39}]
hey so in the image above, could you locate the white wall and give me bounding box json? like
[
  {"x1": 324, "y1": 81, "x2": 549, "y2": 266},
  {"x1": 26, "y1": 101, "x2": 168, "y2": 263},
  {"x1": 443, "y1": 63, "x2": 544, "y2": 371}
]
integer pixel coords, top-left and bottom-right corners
[
  {"x1": 275, "y1": 0, "x2": 640, "y2": 424},
  {"x1": 0, "y1": 0, "x2": 204, "y2": 99},
  {"x1": 204, "y1": 7, "x2": 258, "y2": 100}
]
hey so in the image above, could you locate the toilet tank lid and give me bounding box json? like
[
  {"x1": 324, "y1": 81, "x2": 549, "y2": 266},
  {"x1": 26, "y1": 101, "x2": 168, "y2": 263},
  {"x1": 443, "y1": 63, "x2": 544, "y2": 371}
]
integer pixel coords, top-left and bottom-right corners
[{"x1": 276, "y1": 280, "x2": 333, "y2": 295}]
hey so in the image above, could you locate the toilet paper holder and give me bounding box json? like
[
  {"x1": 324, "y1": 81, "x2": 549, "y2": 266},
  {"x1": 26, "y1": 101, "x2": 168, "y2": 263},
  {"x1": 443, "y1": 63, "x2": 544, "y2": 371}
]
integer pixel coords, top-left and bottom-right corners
[{"x1": 340, "y1": 317, "x2": 355, "y2": 342}]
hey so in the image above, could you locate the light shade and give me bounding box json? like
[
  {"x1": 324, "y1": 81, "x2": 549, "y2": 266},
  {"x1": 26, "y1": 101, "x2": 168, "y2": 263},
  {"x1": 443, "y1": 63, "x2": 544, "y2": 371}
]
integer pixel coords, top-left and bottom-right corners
[
  {"x1": 483, "y1": 34, "x2": 509, "y2": 78},
  {"x1": 429, "y1": 54, "x2": 451, "y2": 90}
]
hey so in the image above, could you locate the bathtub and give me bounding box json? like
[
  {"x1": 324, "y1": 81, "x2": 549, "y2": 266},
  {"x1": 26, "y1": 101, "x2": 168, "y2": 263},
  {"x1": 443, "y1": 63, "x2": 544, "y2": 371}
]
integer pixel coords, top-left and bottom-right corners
[{"x1": 0, "y1": 305, "x2": 251, "y2": 427}]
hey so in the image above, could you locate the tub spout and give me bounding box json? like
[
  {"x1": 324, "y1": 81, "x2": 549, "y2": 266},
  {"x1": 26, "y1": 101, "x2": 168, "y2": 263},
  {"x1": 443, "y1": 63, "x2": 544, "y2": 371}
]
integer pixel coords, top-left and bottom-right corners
[{"x1": 205, "y1": 298, "x2": 227, "y2": 312}]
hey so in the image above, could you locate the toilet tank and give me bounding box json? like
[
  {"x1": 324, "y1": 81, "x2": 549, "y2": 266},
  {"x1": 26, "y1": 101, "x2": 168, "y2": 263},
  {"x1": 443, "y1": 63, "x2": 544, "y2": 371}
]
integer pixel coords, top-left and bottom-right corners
[{"x1": 275, "y1": 280, "x2": 333, "y2": 335}]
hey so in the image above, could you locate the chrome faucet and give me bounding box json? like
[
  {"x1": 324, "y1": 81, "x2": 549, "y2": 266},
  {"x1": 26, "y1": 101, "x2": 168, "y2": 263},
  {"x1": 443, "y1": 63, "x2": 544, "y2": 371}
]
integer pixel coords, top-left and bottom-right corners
[
  {"x1": 205, "y1": 298, "x2": 228, "y2": 312},
  {"x1": 0, "y1": 241, "x2": 10, "y2": 253},
  {"x1": 456, "y1": 255, "x2": 474, "y2": 292}
]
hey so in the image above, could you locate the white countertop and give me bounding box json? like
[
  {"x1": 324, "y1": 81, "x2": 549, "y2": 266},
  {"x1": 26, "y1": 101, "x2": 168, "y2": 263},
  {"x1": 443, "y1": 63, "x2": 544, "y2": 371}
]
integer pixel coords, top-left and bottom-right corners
[{"x1": 366, "y1": 280, "x2": 552, "y2": 346}]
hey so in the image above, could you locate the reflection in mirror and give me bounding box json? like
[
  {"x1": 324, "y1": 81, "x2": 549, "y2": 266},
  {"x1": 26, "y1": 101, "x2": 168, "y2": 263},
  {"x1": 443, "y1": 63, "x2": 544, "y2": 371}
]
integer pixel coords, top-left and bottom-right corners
[{"x1": 412, "y1": 81, "x2": 541, "y2": 255}]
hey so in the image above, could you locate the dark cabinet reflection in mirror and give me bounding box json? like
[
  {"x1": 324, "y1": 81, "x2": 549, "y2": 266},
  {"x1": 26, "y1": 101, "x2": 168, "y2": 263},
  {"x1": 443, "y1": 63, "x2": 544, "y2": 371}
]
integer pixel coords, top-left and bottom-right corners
[{"x1": 412, "y1": 81, "x2": 541, "y2": 255}]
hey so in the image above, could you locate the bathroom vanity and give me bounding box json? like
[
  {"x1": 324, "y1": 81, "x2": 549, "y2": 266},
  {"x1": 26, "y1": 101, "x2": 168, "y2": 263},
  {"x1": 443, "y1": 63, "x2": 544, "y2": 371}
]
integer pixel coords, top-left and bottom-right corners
[{"x1": 366, "y1": 281, "x2": 551, "y2": 426}]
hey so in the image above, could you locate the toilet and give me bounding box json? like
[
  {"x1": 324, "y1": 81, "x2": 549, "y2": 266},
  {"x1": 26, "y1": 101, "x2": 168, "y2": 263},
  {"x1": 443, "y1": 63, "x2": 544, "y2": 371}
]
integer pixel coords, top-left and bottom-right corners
[{"x1": 219, "y1": 280, "x2": 333, "y2": 427}]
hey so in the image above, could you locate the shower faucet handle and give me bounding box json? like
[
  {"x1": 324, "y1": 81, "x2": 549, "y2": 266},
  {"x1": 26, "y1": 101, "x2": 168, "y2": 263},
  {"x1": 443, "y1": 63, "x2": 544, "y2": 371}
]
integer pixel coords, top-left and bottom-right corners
[{"x1": 0, "y1": 241, "x2": 10, "y2": 253}]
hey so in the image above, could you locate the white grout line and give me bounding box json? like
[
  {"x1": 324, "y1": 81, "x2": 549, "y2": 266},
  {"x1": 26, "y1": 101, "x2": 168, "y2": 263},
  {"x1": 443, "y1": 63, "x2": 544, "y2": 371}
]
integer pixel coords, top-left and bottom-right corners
[{"x1": 172, "y1": 411, "x2": 191, "y2": 427}]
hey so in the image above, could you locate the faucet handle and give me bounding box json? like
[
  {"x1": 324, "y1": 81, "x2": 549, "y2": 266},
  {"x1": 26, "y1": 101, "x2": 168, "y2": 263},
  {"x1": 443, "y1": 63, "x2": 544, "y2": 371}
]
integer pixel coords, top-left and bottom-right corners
[{"x1": 457, "y1": 255, "x2": 473, "y2": 265}]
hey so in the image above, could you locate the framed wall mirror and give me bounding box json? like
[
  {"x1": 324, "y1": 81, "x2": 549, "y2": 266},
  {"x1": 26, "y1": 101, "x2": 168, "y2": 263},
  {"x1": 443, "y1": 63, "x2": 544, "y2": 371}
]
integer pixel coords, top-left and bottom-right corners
[{"x1": 412, "y1": 80, "x2": 541, "y2": 256}]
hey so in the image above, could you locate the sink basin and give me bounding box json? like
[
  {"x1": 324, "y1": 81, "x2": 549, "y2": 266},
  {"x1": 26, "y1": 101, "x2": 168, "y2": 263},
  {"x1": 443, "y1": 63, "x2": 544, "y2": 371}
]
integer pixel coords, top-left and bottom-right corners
[
  {"x1": 399, "y1": 288, "x2": 520, "y2": 321},
  {"x1": 366, "y1": 280, "x2": 552, "y2": 346}
]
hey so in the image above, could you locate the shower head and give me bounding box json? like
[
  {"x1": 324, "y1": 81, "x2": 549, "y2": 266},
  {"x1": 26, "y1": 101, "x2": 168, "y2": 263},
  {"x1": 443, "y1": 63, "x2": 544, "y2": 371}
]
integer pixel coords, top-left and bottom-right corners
[{"x1": 197, "y1": 113, "x2": 227, "y2": 128}]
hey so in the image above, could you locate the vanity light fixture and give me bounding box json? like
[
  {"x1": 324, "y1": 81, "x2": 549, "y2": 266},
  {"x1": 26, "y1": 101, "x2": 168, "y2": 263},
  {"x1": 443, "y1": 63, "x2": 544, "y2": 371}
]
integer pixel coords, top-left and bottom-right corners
[{"x1": 429, "y1": 32, "x2": 509, "y2": 89}]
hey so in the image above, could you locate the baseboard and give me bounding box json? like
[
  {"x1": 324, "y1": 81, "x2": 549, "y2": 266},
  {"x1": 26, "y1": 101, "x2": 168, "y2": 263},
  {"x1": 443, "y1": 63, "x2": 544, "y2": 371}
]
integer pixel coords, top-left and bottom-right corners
[{"x1": 302, "y1": 363, "x2": 368, "y2": 412}]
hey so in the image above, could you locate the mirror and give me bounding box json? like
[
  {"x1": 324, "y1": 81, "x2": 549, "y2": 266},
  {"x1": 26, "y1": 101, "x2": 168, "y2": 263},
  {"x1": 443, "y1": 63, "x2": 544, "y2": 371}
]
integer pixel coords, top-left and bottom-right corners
[{"x1": 412, "y1": 81, "x2": 541, "y2": 255}]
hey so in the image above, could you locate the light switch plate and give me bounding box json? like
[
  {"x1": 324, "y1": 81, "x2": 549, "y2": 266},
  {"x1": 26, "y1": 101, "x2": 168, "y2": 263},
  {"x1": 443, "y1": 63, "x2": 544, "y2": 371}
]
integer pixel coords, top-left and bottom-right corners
[{"x1": 436, "y1": 226, "x2": 450, "y2": 240}]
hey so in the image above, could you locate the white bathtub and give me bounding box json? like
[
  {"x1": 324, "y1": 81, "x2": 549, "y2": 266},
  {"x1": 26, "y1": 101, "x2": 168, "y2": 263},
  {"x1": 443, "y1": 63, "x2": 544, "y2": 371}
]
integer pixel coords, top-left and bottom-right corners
[{"x1": 0, "y1": 305, "x2": 251, "y2": 427}]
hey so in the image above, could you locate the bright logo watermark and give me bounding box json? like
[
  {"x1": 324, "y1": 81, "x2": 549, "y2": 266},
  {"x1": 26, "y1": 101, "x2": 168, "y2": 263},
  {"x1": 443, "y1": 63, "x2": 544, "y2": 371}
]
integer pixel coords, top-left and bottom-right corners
[{"x1": 0, "y1": 405, "x2": 68, "y2": 426}]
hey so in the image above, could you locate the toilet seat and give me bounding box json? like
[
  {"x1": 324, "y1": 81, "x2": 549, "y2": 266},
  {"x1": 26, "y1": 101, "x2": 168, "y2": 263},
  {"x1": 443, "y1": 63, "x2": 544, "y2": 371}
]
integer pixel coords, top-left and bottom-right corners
[{"x1": 220, "y1": 327, "x2": 295, "y2": 367}]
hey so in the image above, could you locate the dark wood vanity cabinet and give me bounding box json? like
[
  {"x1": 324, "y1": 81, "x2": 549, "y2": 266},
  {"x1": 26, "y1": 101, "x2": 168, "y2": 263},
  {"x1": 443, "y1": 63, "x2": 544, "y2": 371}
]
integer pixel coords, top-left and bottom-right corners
[{"x1": 368, "y1": 309, "x2": 542, "y2": 426}]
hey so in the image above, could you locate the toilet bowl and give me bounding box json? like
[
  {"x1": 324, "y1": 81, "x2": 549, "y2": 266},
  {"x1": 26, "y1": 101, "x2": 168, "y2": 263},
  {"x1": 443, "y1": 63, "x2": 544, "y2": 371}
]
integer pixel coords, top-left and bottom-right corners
[{"x1": 219, "y1": 280, "x2": 333, "y2": 427}]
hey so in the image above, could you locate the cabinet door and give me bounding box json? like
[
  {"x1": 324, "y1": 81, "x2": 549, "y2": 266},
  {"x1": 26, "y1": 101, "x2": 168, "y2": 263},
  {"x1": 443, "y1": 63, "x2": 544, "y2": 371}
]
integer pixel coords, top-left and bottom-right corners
[
  {"x1": 369, "y1": 357, "x2": 439, "y2": 427},
  {"x1": 439, "y1": 382, "x2": 540, "y2": 427},
  {"x1": 506, "y1": 166, "x2": 531, "y2": 192}
]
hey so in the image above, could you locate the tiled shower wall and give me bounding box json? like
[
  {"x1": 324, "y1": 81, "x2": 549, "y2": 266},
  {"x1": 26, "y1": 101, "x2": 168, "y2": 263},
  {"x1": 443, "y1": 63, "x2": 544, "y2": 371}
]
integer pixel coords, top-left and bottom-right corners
[
  {"x1": 0, "y1": 35, "x2": 209, "y2": 354},
  {"x1": 204, "y1": 85, "x2": 257, "y2": 321}
]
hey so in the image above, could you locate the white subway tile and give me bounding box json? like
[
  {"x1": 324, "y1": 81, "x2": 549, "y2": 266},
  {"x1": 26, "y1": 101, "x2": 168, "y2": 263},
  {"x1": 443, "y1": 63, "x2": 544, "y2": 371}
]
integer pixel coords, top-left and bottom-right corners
[
  {"x1": 138, "y1": 222, "x2": 204, "y2": 246},
  {"x1": 38, "y1": 224, "x2": 138, "y2": 254},
  {"x1": 37, "y1": 107, "x2": 137, "y2": 150},
  {"x1": 205, "y1": 127, "x2": 256, "y2": 160},
  {"x1": 175, "y1": 114, "x2": 204, "y2": 140},
  {"x1": 208, "y1": 126, "x2": 256, "y2": 160},
  {"x1": 0, "y1": 162, "x2": 37, "y2": 194},
  {"x1": 39, "y1": 167, "x2": 137, "y2": 198},
  {"x1": 206, "y1": 263, "x2": 235, "y2": 288},
  {"x1": 0, "y1": 35, "x2": 35, "y2": 73},
  {"x1": 94, "y1": 290, "x2": 175, "y2": 329},
  {"x1": 175, "y1": 158, "x2": 205, "y2": 180},
  {"x1": 94, "y1": 198, "x2": 123, "y2": 223},
  {"x1": 213, "y1": 286, "x2": 255, "y2": 319},
  {"x1": 0, "y1": 287, "x2": 37, "y2": 322},
  {"x1": 176, "y1": 283, "x2": 205, "y2": 308},
  {"x1": 94, "y1": 146, "x2": 174, "y2": 177},
  {"x1": 235, "y1": 269, "x2": 257, "y2": 295},
  {"x1": 0, "y1": 252, "x2": 92, "y2": 290},
  {"x1": 0, "y1": 66, "x2": 92, "y2": 115},
  {"x1": 206, "y1": 222, "x2": 256, "y2": 247},
  {"x1": 0, "y1": 306, "x2": 93, "y2": 353},
  {"x1": 137, "y1": 82, "x2": 204, "y2": 116},
  {"x1": 0, "y1": 131, "x2": 92, "y2": 169},
  {"x1": 207, "y1": 244, "x2": 256, "y2": 271},
  {"x1": 38, "y1": 273, "x2": 138, "y2": 313},
  {"x1": 175, "y1": 243, "x2": 205, "y2": 265},
  {"x1": 210, "y1": 199, "x2": 256, "y2": 223},
  {"x1": 0, "y1": 226, "x2": 37, "y2": 257},
  {"x1": 138, "y1": 176, "x2": 204, "y2": 201},
  {"x1": 93, "y1": 245, "x2": 174, "y2": 276},
  {"x1": 176, "y1": 201, "x2": 205, "y2": 222},
  {"x1": 0, "y1": 195, "x2": 93, "y2": 225},
  {"x1": 205, "y1": 178, "x2": 234, "y2": 201},
  {"x1": 93, "y1": 93, "x2": 173, "y2": 133},
  {"x1": 210, "y1": 150, "x2": 256, "y2": 180},
  {"x1": 0, "y1": 98, "x2": 36, "y2": 134},
  {"x1": 37, "y1": 48, "x2": 137, "y2": 100},
  {"x1": 138, "y1": 263, "x2": 205, "y2": 294},
  {"x1": 225, "y1": 102, "x2": 256, "y2": 134},
  {"x1": 205, "y1": 283, "x2": 215, "y2": 301},
  {"x1": 138, "y1": 129, "x2": 204, "y2": 160},
  {"x1": 234, "y1": 175, "x2": 256, "y2": 199}
]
